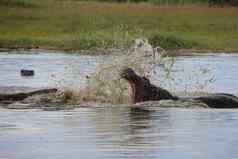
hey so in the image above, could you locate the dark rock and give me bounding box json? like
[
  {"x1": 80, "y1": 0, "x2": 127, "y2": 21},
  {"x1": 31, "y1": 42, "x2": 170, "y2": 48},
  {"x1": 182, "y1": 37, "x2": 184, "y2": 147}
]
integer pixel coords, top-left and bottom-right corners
[{"x1": 21, "y1": 69, "x2": 34, "y2": 76}]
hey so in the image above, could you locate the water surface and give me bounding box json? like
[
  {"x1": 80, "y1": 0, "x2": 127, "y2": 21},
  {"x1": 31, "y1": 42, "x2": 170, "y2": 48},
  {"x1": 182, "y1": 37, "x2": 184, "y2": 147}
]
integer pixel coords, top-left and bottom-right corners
[
  {"x1": 0, "y1": 108, "x2": 238, "y2": 159},
  {"x1": 1, "y1": 51, "x2": 238, "y2": 159},
  {"x1": 153, "y1": 53, "x2": 238, "y2": 94},
  {"x1": 0, "y1": 50, "x2": 102, "y2": 88},
  {"x1": 1, "y1": 51, "x2": 238, "y2": 94}
]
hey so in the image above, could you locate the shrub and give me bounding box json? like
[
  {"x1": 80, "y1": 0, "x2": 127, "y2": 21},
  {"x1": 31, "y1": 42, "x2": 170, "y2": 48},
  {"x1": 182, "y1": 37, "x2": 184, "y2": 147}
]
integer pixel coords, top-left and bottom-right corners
[
  {"x1": 149, "y1": 34, "x2": 198, "y2": 49},
  {"x1": 0, "y1": 0, "x2": 37, "y2": 8}
]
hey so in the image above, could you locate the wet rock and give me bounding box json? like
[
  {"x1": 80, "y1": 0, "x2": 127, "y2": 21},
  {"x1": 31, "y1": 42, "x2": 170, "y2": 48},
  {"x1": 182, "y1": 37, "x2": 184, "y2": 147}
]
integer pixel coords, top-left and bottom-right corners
[{"x1": 21, "y1": 69, "x2": 34, "y2": 76}]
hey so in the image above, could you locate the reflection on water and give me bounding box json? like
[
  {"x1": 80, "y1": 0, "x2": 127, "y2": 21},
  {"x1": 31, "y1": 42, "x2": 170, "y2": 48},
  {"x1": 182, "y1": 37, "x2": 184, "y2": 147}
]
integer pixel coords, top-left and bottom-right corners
[
  {"x1": 1, "y1": 51, "x2": 238, "y2": 94},
  {"x1": 0, "y1": 108, "x2": 238, "y2": 159}
]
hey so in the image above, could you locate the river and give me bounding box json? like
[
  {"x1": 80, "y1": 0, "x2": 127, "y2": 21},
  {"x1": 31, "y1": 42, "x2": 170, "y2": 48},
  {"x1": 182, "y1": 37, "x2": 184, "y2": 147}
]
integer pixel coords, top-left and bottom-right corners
[
  {"x1": 0, "y1": 108, "x2": 238, "y2": 159},
  {"x1": 0, "y1": 50, "x2": 238, "y2": 93},
  {"x1": 0, "y1": 50, "x2": 238, "y2": 159}
]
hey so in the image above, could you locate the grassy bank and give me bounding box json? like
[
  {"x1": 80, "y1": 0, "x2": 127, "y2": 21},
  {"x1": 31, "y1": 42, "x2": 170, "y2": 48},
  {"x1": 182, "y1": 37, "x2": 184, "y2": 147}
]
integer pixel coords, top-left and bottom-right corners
[{"x1": 0, "y1": 0, "x2": 238, "y2": 53}]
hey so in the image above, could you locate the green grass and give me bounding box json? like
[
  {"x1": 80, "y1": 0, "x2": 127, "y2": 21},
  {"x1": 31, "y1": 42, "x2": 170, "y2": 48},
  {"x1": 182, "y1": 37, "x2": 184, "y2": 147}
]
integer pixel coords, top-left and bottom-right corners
[{"x1": 0, "y1": 0, "x2": 238, "y2": 53}]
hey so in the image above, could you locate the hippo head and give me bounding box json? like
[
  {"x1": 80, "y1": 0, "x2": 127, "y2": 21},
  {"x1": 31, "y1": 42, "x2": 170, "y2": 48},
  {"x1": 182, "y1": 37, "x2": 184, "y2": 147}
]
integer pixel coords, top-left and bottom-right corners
[
  {"x1": 120, "y1": 68, "x2": 139, "y2": 82},
  {"x1": 121, "y1": 68, "x2": 177, "y2": 103},
  {"x1": 120, "y1": 68, "x2": 152, "y2": 103}
]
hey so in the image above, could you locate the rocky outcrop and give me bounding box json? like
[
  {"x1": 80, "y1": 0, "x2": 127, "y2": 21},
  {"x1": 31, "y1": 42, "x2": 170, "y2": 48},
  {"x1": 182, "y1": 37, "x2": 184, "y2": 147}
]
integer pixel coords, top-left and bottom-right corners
[{"x1": 121, "y1": 68, "x2": 238, "y2": 108}]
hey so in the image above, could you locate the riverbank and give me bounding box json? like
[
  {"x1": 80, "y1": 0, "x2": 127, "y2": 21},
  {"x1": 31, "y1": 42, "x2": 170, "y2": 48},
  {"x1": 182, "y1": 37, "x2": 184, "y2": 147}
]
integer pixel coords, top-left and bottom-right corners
[{"x1": 1, "y1": 1, "x2": 238, "y2": 54}]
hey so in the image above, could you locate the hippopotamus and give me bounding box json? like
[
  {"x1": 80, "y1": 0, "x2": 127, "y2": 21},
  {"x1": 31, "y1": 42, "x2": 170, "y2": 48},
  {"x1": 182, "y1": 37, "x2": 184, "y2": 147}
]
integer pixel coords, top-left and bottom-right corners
[{"x1": 120, "y1": 68, "x2": 238, "y2": 108}]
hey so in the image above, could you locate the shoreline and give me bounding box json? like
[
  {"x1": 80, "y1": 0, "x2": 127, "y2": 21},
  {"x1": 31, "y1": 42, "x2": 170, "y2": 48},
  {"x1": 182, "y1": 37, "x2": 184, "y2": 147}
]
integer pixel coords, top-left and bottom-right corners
[{"x1": 1, "y1": 46, "x2": 238, "y2": 56}]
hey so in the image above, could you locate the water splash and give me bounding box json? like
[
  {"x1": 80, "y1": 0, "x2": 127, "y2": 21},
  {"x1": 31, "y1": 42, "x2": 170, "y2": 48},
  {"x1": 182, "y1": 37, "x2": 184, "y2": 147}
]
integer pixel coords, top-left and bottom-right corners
[
  {"x1": 57, "y1": 39, "x2": 215, "y2": 104},
  {"x1": 59, "y1": 38, "x2": 169, "y2": 104}
]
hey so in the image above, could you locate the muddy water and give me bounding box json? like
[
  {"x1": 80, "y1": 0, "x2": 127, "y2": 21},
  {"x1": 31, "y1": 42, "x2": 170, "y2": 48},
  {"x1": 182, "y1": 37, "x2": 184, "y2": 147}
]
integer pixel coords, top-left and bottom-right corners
[{"x1": 1, "y1": 108, "x2": 238, "y2": 159}]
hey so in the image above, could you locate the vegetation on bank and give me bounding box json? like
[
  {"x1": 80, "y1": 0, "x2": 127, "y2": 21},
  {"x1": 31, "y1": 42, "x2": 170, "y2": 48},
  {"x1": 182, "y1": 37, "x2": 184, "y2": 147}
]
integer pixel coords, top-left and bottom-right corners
[
  {"x1": 71, "y1": 0, "x2": 238, "y2": 6},
  {"x1": 0, "y1": 0, "x2": 238, "y2": 53}
]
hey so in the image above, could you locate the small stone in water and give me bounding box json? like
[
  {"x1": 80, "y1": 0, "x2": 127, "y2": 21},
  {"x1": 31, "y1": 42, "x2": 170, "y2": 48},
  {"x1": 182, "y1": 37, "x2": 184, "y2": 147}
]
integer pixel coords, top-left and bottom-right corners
[{"x1": 20, "y1": 70, "x2": 34, "y2": 76}]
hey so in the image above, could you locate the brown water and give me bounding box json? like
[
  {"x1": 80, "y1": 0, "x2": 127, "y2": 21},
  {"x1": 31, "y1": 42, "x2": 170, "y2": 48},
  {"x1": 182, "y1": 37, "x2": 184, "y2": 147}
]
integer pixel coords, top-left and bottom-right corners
[{"x1": 0, "y1": 108, "x2": 238, "y2": 159}]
